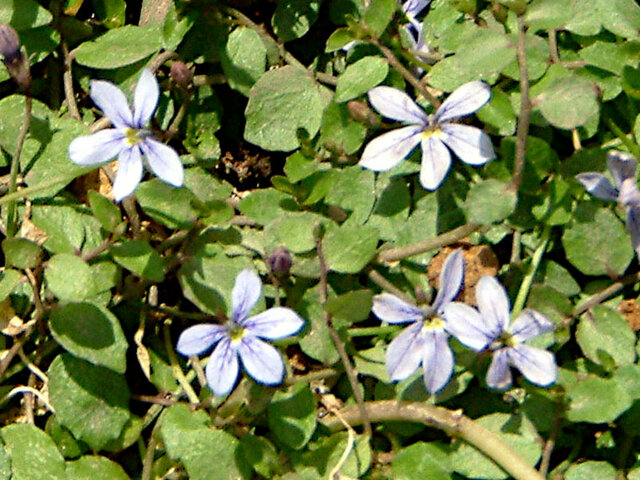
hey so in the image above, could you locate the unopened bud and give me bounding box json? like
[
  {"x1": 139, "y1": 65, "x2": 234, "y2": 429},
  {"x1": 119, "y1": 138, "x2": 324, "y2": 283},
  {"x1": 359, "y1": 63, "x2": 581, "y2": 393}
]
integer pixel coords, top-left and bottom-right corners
[
  {"x1": 269, "y1": 248, "x2": 292, "y2": 276},
  {"x1": 0, "y1": 24, "x2": 30, "y2": 90},
  {"x1": 170, "y1": 61, "x2": 193, "y2": 89}
]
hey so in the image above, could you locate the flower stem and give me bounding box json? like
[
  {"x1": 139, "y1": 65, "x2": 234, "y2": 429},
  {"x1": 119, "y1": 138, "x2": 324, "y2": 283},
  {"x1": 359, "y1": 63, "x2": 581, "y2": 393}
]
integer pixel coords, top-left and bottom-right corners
[
  {"x1": 162, "y1": 322, "x2": 200, "y2": 404},
  {"x1": 512, "y1": 225, "x2": 551, "y2": 317},
  {"x1": 603, "y1": 115, "x2": 640, "y2": 159}
]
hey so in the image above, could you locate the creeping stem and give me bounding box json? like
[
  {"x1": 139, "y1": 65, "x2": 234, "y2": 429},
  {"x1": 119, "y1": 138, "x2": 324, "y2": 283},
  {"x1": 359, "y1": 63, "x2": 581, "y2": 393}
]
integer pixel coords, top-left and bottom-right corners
[{"x1": 5, "y1": 92, "x2": 31, "y2": 237}]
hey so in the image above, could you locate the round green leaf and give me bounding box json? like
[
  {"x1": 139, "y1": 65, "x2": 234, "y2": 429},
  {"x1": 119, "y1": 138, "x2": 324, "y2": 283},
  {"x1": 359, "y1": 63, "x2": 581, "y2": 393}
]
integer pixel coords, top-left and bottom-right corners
[
  {"x1": 2, "y1": 238, "x2": 43, "y2": 270},
  {"x1": 565, "y1": 461, "x2": 616, "y2": 480},
  {"x1": 272, "y1": 0, "x2": 320, "y2": 42},
  {"x1": 392, "y1": 443, "x2": 451, "y2": 480},
  {"x1": 65, "y1": 456, "x2": 131, "y2": 480},
  {"x1": 1, "y1": 424, "x2": 65, "y2": 480},
  {"x1": 566, "y1": 377, "x2": 632, "y2": 423},
  {"x1": 135, "y1": 179, "x2": 199, "y2": 229},
  {"x1": 45, "y1": 254, "x2": 94, "y2": 302},
  {"x1": 221, "y1": 27, "x2": 266, "y2": 96},
  {"x1": 335, "y1": 56, "x2": 389, "y2": 103},
  {"x1": 0, "y1": 0, "x2": 52, "y2": 29},
  {"x1": 49, "y1": 302, "x2": 128, "y2": 373},
  {"x1": 267, "y1": 383, "x2": 317, "y2": 450},
  {"x1": 464, "y1": 180, "x2": 517, "y2": 225},
  {"x1": 110, "y1": 240, "x2": 165, "y2": 282},
  {"x1": 536, "y1": 75, "x2": 599, "y2": 129},
  {"x1": 323, "y1": 224, "x2": 379, "y2": 273}
]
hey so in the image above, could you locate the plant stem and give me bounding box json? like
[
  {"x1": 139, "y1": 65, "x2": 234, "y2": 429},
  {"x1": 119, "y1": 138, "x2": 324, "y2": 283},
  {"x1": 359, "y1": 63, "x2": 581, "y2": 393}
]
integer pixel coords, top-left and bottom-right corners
[
  {"x1": 367, "y1": 269, "x2": 415, "y2": 304},
  {"x1": 321, "y1": 400, "x2": 546, "y2": 480},
  {"x1": 162, "y1": 322, "x2": 200, "y2": 404},
  {"x1": 512, "y1": 225, "x2": 550, "y2": 317},
  {"x1": 604, "y1": 116, "x2": 640, "y2": 159}
]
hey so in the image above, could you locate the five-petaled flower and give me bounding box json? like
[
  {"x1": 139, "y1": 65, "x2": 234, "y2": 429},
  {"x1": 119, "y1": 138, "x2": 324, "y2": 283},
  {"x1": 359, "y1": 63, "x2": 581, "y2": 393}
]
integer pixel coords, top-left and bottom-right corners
[
  {"x1": 359, "y1": 81, "x2": 495, "y2": 190},
  {"x1": 576, "y1": 150, "x2": 640, "y2": 257},
  {"x1": 176, "y1": 269, "x2": 305, "y2": 396},
  {"x1": 444, "y1": 276, "x2": 557, "y2": 390},
  {"x1": 371, "y1": 249, "x2": 464, "y2": 394},
  {"x1": 68, "y1": 69, "x2": 184, "y2": 202}
]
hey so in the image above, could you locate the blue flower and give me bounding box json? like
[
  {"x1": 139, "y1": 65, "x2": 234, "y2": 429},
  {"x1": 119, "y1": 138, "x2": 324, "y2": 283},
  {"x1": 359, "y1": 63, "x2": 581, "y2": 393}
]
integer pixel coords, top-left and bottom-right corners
[
  {"x1": 176, "y1": 269, "x2": 305, "y2": 396},
  {"x1": 402, "y1": 0, "x2": 432, "y2": 20},
  {"x1": 401, "y1": 0, "x2": 433, "y2": 65},
  {"x1": 444, "y1": 276, "x2": 557, "y2": 390},
  {"x1": 359, "y1": 81, "x2": 495, "y2": 190},
  {"x1": 371, "y1": 249, "x2": 464, "y2": 394},
  {"x1": 68, "y1": 69, "x2": 184, "y2": 202},
  {"x1": 576, "y1": 150, "x2": 640, "y2": 257}
]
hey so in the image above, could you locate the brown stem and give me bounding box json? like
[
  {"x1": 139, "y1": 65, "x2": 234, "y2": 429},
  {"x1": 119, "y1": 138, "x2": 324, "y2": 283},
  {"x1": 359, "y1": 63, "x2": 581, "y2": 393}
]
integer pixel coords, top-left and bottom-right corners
[
  {"x1": 571, "y1": 271, "x2": 640, "y2": 319},
  {"x1": 61, "y1": 39, "x2": 80, "y2": 120},
  {"x1": 539, "y1": 403, "x2": 563, "y2": 476},
  {"x1": 547, "y1": 29, "x2": 560, "y2": 64},
  {"x1": 367, "y1": 268, "x2": 415, "y2": 304}
]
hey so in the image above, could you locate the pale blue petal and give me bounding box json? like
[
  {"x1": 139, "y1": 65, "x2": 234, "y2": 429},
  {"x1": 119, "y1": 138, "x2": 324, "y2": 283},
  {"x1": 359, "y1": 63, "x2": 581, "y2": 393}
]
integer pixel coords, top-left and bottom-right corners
[
  {"x1": 619, "y1": 179, "x2": 640, "y2": 207},
  {"x1": 434, "y1": 81, "x2": 491, "y2": 123},
  {"x1": 432, "y1": 249, "x2": 464, "y2": 313},
  {"x1": 176, "y1": 324, "x2": 226, "y2": 356},
  {"x1": 141, "y1": 138, "x2": 184, "y2": 187},
  {"x1": 439, "y1": 123, "x2": 495, "y2": 166},
  {"x1": 68, "y1": 129, "x2": 125, "y2": 166},
  {"x1": 359, "y1": 125, "x2": 423, "y2": 171},
  {"x1": 205, "y1": 337, "x2": 239, "y2": 396},
  {"x1": 90, "y1": 80, "x2": 133, "y2": 128},
  {"x1": 607, "y1": 150, "x2": 637, "y2": 189},
  {"x1": 511, "y1": 309, "x2": 554, "y2": 343},
  {"x1": 508, "y1": 345, "x2": 557, "y2": 387},
  {"x1": 486, "y1": 349, "x2": 512, "y2": 390},
  {"x1": 627, "y1": 206, "x2": 640, "y2": 258},
  {"x1": 402, "y1": 0, "x2": 431, "y2": 17},
  {"x1": 112, "y1": 146, "x2": 143, "y2": 202},
  {"x1": 133, "y1": 69, "x2": 159, "y2": 128},
  {"x1": 419, "y1": 134, "x2": 451, "y2": 190},
  {"x1": 372, "y1": 293, "x2": 423, "y2": 324},
  {"x1": 232, "y1": 269, "x2": 262, "y2": 323},
  {"x1": 476, "y1": 276, "x2": 510, "y2": 337},
  {"x1": 575, "y1": 172, "x2": 618, "y2": 202},
  {"x1": 368, "y1": 86, "x2": 428, "y2": 124},
  {"x1": 242, "y1": 307, "x2": 304, "y2": 339},
  {"x1": 421, "y1": 329, "x2": 454, "y2": 394},
  {"x1": 443, "y1": 302, "x2": 493, "y2": 351},
  {"x1": 386, "y1": 322, "x2": 424, "y2": 381},
  {"x1": 238, "y1": 336, "x2": 285, "y2": 386}
]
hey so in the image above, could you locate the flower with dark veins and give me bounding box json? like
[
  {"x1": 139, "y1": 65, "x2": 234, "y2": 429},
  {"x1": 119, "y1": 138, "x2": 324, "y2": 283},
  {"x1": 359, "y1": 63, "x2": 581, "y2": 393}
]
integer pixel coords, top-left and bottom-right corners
[
  {"x1": 68, "y1": 69, "x2": 184, "y2": 201},
  {"x1": 359, "y1": 81, "x2": 495, "y2": 190},
  {"x1": 371, "y1": 249, "x2": 464, "y2": 394},
  {"x1": 176, "y1": 269, "x2": 305, "y2": 396},
  {"x1": 444, "y1": 276, "x2": 557, "y2": 390}
]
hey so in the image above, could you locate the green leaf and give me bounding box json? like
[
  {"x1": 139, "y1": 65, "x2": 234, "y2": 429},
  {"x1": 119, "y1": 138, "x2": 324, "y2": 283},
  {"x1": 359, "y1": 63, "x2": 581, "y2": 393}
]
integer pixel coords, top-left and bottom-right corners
[
  {"x1": 326, "y1": 290, "x2": 373, "y2": 326},
  {"x1": 240, "y1": 434, "x2": 282, "y2": 478},
  {"x1": 268, "y1": 383, "x2": 317, "y2": 449},
  {"x1": 325, "y1": 166, "x2": 376, "y2": 225},
  {"x1": 0, "y1": 269, "x2": 21, "y2": 302},
  {"x1": 91, "y1": 0, "x2": 126, "y2": 28},
  {"x1": 245, "y1": 66, "x2": 326, "y2": 151},
  {"x1": 392, "y1": 443, "x2": 451, "y2": 480},
  {"x1": 524, "y1": 0, "x2": 573, "y2": 31},
  {"x1": 335, "y1": 56, "x2": 389, "y2": 102},
  {"x1": 576, "y1": 306, "x2": 636, "y2": 368},
  {"x1": 319, "y1": 102, "x2": 368, "y2": 154},
  {"x1": 1, "y1": 424, "x2": 65, "y2": 480},
  {"x1": 562, "y1": 204, "x2": 633, "y2": 276},
  {"x1": 48, "y1": 354, "x2": 131, "y2": 451},
  {"x1": 272, "y1": 0, "x2": 320, "y2": 42},
  {"x1": 464, "y1": 180, "x2": 517, "y2": 225},
  {"x1": 451, "y1": 413, "x2": 542, "y2": 479},
  {"x1": 31, "y1": 205, "x2": 103, "y2": 255},
  {"x1": 45, "y1": 254, "x2": 94, "y2": 302},
  {"x1": 74, "y1": 25, "x2": 163, "y2": 69},
  {"x1": 265, "y1": 213, "x2": 327, "y2": 254},
  {"x1": 110, "y1": 240, "x2": 165, "y2": 282},
  {"x1": 596, "y1": 0, "x2": 640, "y2": 38},
  {"x1": 49, "y1": 302, "x2": 128, "y2": 373},
  {"x1": 363, "y1": 0, "x2": 396, "y2": 37},
  {"x1": 323, "y1": 224, "x2": 379, "y2": 273},
  {"x1": 65, "y1": 456, "x2": 130, "y2": 480},
  {"x1": 579, "y1": 41, "x2": 640, "y2": 75},
  {"x1": 89, "y1": 191, "x2": 121, "y2": 232},
  {"x1": 238, "y1": 188, "x2": 299, "y2": 224},
  {"x1": 2, "y1": 238, "x2": 42, "y2": 270},
  {"x1": 539, "y1": 260, "x2": 580, "y2": 296},
  {"x1": 160, "y1": 405, "x2": 209, "y2": 460},
  {"x1": 221, "y1": 27, "x2": 267, "y2": 96},
  {"x1": 0, "y1": 0, "x2": 53, "y2": 29},
  {"x1": 326, "y1": 27, "x2": 356, "y2": 52},
  {"x1": 298, "y1": 287, "x2": 340, "y2": 364},
  {"x1": 565, "y1": 376, "x2": 632, "y2": 423},
  {"x1": 565, "y1": 461, "x2": 616, "y2": 480},
  {"x1": 476, "y1": 88, "x2": 517, "y2": 136},
  {"x1": 565, "y1": 0, "x2": 601, "y2": 35},
  {"x1": 303, "y1": 433, "x2": 371, "y2": 478},
  {"x1": 535, "y1": 75, "x2": 599, "y2": 129},
  {"x1": 136, "y1": 178, "x2": 198, "y2": 229}
]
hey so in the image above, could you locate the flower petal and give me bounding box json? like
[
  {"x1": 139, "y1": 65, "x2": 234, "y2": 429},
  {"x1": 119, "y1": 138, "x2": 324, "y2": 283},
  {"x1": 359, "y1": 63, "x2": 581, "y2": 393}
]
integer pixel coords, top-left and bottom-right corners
[
  {"x1": 443, "y1": 302, "x2": 493, "y2": 351},
  {"x1": 112, "y1": 146, "x2": 143, "y2": 202},
  {"x1": 359, "y1": 125, "x2": 423, "y2": 172},
  {"x1": 372, "y1": 293, "x2": 424, "y2": 324},
  {"x1": 419, "y1": 134, "x2": 451, "y2": 190},
  {"x1": 402, "y1": 0, "x2": 431, "y2": 18},
  {"x1": 368, "y1": 86, "x2": 428, "y2": 124},
  {"x1": 90, "y1": 80, "x2": 133, "y2": 128},
  {"x1": 133, "y1": 69, "x2": 159, "y2": 128},
  {"x1": 421, "y1": 329, "x2": 454, "y2": 394},
  {"x1": 476, "y1": 276, "x2": 510, "y2": 338},
  {"x1": 439, "y1": 123, "x2": 495, "y2": 166},
  {"x1": 508, "y1": 345, "x2": 557, "y2": 387},
  {"x1": 386, "y1": 322, "x2": 424, "y2": 381},
  {"x1": 434, "y1": 81, "x2": 491, "y2": 123},
  {"x1": 607, "y1": 150, "x2": 637, "y2": 188},
  {"x1": 627, "y1": 206, "x2": 640, "y2": 257},
  {"x1": 238, "y1": 336, "x2": 285, "y2": 386},
  {"x1": 511, "y1": 309, "x2": 554, "y2": 342},
  {"x1": 141, "y1": 138, "x2": 184, "y2": 187},
  {"x1": 575, "y1": 172, "x2": 618, "y2": 202},
  {"x1": 242, "y1": 307, "x2": 304, "y2": 339},
  {"x1": 176, "y1": 324, "x2": 226, "y2": 356},
  {"x1": 486, "y1": 349, "x2": 512, "y2": 390},
  {"x1": 205, "y1": 337, "x2": 239, "y2": 396},
  {"x1": 232, "y1": 269, "x2": 262, "y2": 323},
  {"x1": 68, "y1": 129, "x2": 125, "y2": 166},
  {"x1": 432, "y1": 249, "x2": 464, "y2": 313},
  {"x1": 619, "y1": 178, "x2": 640, "y2": 207}
]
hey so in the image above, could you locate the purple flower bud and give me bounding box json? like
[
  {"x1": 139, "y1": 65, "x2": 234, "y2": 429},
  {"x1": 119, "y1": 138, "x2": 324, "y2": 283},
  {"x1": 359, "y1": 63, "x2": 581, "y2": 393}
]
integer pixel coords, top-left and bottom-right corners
[
  {"x1": 170, "y1": 61, "x2": 193, "y2": 88},
  {"x1": 269, "y1": 248, "x2": 292, "y2": 276},
  {"x1": 0, "y1": 24, "x2": 20, "y2": 63}
]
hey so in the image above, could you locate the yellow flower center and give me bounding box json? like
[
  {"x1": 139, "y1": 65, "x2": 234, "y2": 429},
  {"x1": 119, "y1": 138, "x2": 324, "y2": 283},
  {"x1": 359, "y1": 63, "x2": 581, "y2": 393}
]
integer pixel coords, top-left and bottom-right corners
[
  {"x1": 422, "y1": 127, "x2": 443, "y2": 139},
  {"x1": 422, "y1": 315, "x2": 445, "y2": 331},
  {"x1": 227, "y1": 322, "x2": 246, "y2": 343}
]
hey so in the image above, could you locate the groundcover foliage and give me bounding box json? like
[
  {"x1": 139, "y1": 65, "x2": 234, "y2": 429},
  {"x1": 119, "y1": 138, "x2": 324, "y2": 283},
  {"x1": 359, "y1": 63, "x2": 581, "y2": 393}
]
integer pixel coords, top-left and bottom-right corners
[{"x1": 2, "y1": 0, "x2": 640, "y2": 479}]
